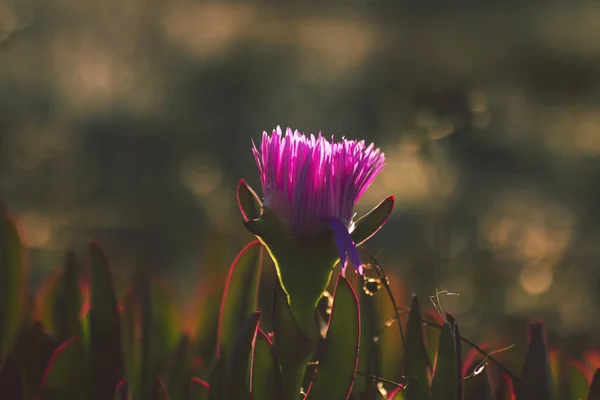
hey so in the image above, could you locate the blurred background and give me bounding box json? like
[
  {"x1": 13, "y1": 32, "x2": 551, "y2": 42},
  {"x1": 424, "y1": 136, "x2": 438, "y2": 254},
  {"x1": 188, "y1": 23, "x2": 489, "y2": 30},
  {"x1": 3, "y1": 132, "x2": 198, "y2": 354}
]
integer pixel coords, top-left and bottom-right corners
[{"x1": 2, "y1": 0, "x2": 600, "y2": 364}]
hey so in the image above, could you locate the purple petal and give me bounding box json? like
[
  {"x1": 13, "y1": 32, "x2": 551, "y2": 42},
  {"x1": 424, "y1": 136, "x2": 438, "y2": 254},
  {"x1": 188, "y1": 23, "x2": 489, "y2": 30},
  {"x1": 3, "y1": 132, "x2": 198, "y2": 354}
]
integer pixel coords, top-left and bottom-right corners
[{"x1": 329, "y1": 218, "x2": 363, "y2": 276}]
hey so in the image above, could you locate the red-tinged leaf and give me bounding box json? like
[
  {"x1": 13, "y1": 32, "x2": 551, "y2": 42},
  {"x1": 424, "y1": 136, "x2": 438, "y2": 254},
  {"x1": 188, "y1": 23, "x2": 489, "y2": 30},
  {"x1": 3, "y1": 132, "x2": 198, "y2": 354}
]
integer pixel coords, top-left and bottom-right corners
[
  {"x1": 462, "y1": 346, "x2": 492, "y2": 400},
  {"x1": 404, "y1": 295, "x2": 431, "y2": 400},
  {"x1": 12, "y1": 322, "x2": 60, "y2": 400},
  {"x1": 0, "y1": 210, "x2": 27, "y2": 361},
  {"x1": 304, "y1": 275, "x2": 360, "y2": 400},
  {"x1": 431, "y1": 314, "x2": 460, "y2": 400},
  {"x1": 216, "y1": 241, "x2": 263, "y2": 361},
  {"x1": 38, "y1": 337, "x2": 87, "y2": 400},
  {"x1": 250, "y1": 330, "x2": 282, "y2": 400},
  {"x1": 519, "y1": 322, "x2": 554, "y2": 400},
  {"x1": 388, "y1": 386, "x2": 404, "y2": 399},
  {"x1": 114, "y1": 378, "x2": 128, "y2": 400},
  {"x1": 237, "y1": 179, "x2": 262, "y2": 222},
  {"x1": 88, "y1": 240, "x2": 123, "y2": 400},
  {"x1": 566, "y1": 361, "x2": 590, "y2": 400},
  {"x1": 351, "y1": 195, "x2": 394, "y2": 246},
  {"x1": 164, "y1": 335, "x2": 194, "y2": 400},
  {"x1": 151, "y1": 376, "x2": 170, "y2": 400},
  {"x1": 189, "y1": 377, "x2": 210, "y2": 400},
  {"x1": 54, "y1": 251, "x2": 83, "y2": 342},
  {"x1": 589, "y1": 369, "x2": 600, "y2": 400},
  {"x1": 495, "y1": 374, "x2": 516, "y2": 400},
  {"x1": 222, "y1": 311, "x2": 260, "y2": 400}
]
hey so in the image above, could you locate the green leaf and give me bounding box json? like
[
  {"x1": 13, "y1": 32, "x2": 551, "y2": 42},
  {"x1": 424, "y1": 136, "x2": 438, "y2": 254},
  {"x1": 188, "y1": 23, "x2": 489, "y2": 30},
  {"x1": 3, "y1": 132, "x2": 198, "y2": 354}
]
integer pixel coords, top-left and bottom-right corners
[
  {"x1": 494, "y1": 374, "x2": 516, "y2": 400},
  {"x1": 304, "y1": 275, "x2": 360, "y2": 400},
  {"x1": 250, "y1": 330, "x2": 282, "y2": 400},
  {"x1": 114, "y1": 379, "x2": 128, "y2": 400},
  {"x1": 462, "y1": 348, "x2": 491, "y2": 400},
  {"x1": 12, "y1": 322, "x2": 60, "y2": 400},
  {"x1": 404, "y1": 295, "x2": 430, "y2": 400},
  {"x1": 38, "y1": 337, "x2": 87, "y2": 400},
  {"x1": 272, "y1": 280, "x2": 318, "y2": 400},
  {"x1": 54, "y1": 251, "x2": 83, "y2": 342},
  {"x1": 566, "y1": 362, "x2": 590, "y2": 400},
  {"x1": 217, "y1": 241, "x2": 263, "y2": 361},
  {"x1": 354, "y1": 289, "x2": 381, "y2": 399},
  {"x1": 88, "y1": 240, "x2": 123, "y2": 400},
  {"x1": 189, "y1": 377, "x2": 210, "y2": 400},
  {"x1": 164, "y1": 335, "x2": 194, "y2": 400},
  {"x1": 121, "y1": 287, "x2": 140, "y2": 400},
  {"x1": 237, "y1": 179, "x2": 262, "y2": 221},
  {"x1": 222, "y1": 311, "x2": 260, "y2": 400},
  {"x1": 518, "y1": 322, "x2": 554, "y2": 400},
  {"x1": 589, "y1": 369, "x2": 600, "y2": 400},
  {"x1": 431, "y1": 314, "x2": 460, "y2": 400},
  {"x1": 150, "y1": 376, "x2": 171, "y2": 400},
  {"x1": 351, "y1": 195, "x2": 394, "y2": 246},
  {"x1": 0, "y1": 211, "x2": 27, "y2": 361}
]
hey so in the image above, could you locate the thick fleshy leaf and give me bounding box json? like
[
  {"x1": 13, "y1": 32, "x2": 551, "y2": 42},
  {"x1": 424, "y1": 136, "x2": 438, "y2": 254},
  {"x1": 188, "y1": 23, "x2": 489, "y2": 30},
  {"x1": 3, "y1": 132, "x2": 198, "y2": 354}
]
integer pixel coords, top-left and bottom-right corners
[
  {"x1": 208, "y1": 358, "x2": 224, "y2": 400},
  {"x1": 462, "y1": 347, "x2": 492, "y2": 400},
  {"x1": 351, "y1": 195, "x2": 394, "y2": 247},
  {"x1": 189, "y1": 377, "x2": 210, "y2": 400},
  {"x1": 589, "y1": 369, "x2": 600, "y2": 400},
  {"x1": 217, "y1": 241, "x2": 263, "y2": 361},
  {"x1": 354, "y1": 288, "x2": 381, "y2": 398},
  {"x1": 431, "y1": 314, "x2": 460, "y2": 400},
  {"x1": 121, "y1": 287, "x2": 140, "y2": 400},
  {"x1": 164, "y1": 335, "x2": 193, "y2": 400},
  {"x1": 137, "y1": 274, "x2": 154, "y2": 400},
  {"x1": 237, "y1": 179, "x2": 262, "y2": 222},
  {"x1": 251, "y1": 330, "x2": 282, "y2": 400},
  {"x1": 272, "y1": 280, "x2": 318, "y2": 400},
  {"x1": 566, "y1": 362, "x2": 590, "y2": 400},
  {"x1": 12, "y1": 322, "x2": 60, "y2": 400},
  {"x1": 38, "y1": 337, "x2": 87, "y2": 400},
  {"x1": 0, "y1": 211, "x2": 27, "y2": 361},
  {"x1": 518, "y1": 322, "x2": 554, "y2": 400},
  {"x1": 495, "y1": 374, "x2": 516, "y2": 400},
  {"x1": 222, "y1": 311, "x2": 260, "y2": 400},
  {"x1": 88, "y1": 240, "x2": 123, "y2": 400},
  {"x1": 114, "y1": 379, "x2": 128, "y2": 400},
  {"x1": 304, "y1": 275, "x2": 360, "y2": 400},
  {"x1": 404, "y1": 295, "x2": 431, "y2": 400},
  {"x1": 54, "y1": 251, "x2": 83, "y2": 342},
  {"x1": 150, "y1": 376, "x2": 170, "y2": 400}
]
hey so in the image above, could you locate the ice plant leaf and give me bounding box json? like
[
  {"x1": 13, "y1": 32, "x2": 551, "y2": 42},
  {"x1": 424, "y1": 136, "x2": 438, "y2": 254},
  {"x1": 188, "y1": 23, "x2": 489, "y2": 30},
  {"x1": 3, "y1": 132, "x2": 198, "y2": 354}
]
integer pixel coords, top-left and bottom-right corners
[
  {"x1": 189, "y1": 377, "x2": 210, "y2": 400},
  {"x1": 589, "y1": 369, "x2": 600, "y2": 400},
  {"x1": 54, "y1": 251, "x2": 83, "y2": 343},
  {"x1": 404, "y1": 295, "x2": 431, "y2": 400},
  {"x1": 217, "y1": 241, "x2": 263, "y2": 361},
  {"x1": 351, "y1": 195, "x2": 395, "y2": 247},
  {"x1": 150, "y1": 376, "x2": 171, "y2": 400},
  {"x1": 431, "y1": 314, "x2": 461, "y2": 400},
  {"x1": 88, "y1": 240, "x2": 123, "y2": 400},
  {"x1": 304, "y1": 275, "x2": 360, "y2": 400},
  {"x1": 272, "y1": 280, "x2": 318, "y2": 400},
  {"x1": 38, "y1": 337, "x2": 87, "y2": 400},
  {"x1": 222, "y1": 311, "x2": 260, "y2": 400},
  {"x1": 237, "y1": 179, "x2": 262, "y2": 221},
  {"x1": 567, "y1": 362, "x2": 590, "y2": 400},
  {"x1": 250, "y1": 330, "x2": 282, "y2": 400},
  {"x1": 354, "y1": 287, "x2": 382, "y2": 397},
  {"x1": 518, "y1": 322, "x2": 555, "y2": 400},
  {"x1": 0, "y1": 210, "x2": 27, "y2": 362},
  {"x1": 164, "y1": 335, "x2": 194, "y2": 400}
]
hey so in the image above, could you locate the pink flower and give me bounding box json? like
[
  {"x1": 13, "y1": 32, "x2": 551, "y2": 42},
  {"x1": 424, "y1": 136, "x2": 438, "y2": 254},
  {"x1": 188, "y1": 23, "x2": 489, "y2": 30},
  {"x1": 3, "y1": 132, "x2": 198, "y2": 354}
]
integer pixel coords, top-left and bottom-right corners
[{"x1": 252, "y1": 126, "x2": 386, "y2": 275}]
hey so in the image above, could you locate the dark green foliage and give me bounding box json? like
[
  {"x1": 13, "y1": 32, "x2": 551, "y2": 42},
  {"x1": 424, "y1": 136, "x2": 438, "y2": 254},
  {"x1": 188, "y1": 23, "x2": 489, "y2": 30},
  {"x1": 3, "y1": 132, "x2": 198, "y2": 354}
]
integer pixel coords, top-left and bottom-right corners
[
  {"x1": 304, "y1": 275, "x2": 360, "y2": 400},
  {"x1": 351, "y1": 195, "x2": 394, "y2": 247},
  {"x1": 0, "y1": 208, "x2": 598, "y2": 400},
  {"x1": 404, "y1": 295, "x2": 431, "y2": 400},
  {"x1": 237, "y1": 179, "x2": 262, "y2": 221},
  {"x1": 250, "y1": 330, "x2": 282, "y2": 400}
]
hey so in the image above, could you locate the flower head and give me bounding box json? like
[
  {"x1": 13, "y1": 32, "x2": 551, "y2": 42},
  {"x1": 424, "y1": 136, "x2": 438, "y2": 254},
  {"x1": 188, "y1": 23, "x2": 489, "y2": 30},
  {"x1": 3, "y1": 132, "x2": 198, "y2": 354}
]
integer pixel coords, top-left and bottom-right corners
[{"x1": 252, "y1": 126, "x2": 386, "y2": 275}]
